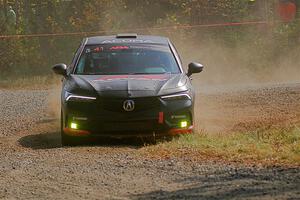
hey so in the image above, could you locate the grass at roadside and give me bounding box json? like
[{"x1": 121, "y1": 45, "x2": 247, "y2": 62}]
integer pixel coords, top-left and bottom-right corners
[
  {"x1": 141, "y1": 126, "x2": 300, "y2": 167},
  {"x1": 0, "y1": 75, "x2": 59, "y2": 89}
]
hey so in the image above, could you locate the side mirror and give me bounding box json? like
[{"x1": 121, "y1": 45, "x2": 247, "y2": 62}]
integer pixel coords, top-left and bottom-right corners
[
  {"x1": 187, "y1": 62, "x2": 204, "y2": 77},
  {"x1": 52, "y1": 63, "x2": 67, "y2": 76}
]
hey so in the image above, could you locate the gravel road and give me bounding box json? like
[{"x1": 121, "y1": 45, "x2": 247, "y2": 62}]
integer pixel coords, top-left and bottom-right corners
[{"x1": 0, "y1": 83, "x2": 300, "y2": 199}]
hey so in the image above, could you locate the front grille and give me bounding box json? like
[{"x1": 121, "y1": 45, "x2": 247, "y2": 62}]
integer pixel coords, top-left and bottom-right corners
[
  {"x1": 98, "y1": 97, "x2": 161, "y2": 112},
  {"x1": 100, "y1": 120, "x2": 159, "y2": 132}
]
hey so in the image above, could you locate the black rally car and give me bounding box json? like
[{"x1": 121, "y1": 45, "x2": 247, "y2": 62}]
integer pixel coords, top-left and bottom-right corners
[{"x1": 53, "y1": 34, "x2": 203, "y2": 145}]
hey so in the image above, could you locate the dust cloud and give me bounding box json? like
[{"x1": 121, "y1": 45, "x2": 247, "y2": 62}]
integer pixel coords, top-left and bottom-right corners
[
  {"x1": 46, "y1": 80, "x2": 62, "y2": 120},
  {"x1": 167, "y1": 31, "x2": 300, "y2": 133},
  {"x1": 171, "y1": 35, "x2": 300, "y2": 86}
]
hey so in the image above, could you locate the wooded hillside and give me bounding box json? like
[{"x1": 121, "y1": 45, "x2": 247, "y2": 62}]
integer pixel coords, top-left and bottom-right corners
[{"x1": 0, "y1": 0, "x2": 299, "y2": 82}]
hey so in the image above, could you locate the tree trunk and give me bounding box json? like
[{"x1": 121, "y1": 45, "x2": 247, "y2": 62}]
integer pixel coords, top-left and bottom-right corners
[{"x1": 3, "y1": 0, "x2": 7, "y2": 17}]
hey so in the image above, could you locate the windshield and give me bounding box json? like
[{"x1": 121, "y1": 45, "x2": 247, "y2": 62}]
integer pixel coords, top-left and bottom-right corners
[{"x1": 75, "y1": 44, "x2": 180, "y2": 75}]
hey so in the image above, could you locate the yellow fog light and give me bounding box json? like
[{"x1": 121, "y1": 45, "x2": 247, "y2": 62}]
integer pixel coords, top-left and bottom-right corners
[
  {"x1": 70, "y1": 122, "x2": 78, "y2": 130},
  {"x1": 180, "y1": 121, "x2": 188, "y2": 128}
]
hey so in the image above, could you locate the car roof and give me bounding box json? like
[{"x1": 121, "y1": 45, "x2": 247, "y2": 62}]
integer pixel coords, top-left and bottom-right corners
[{"x1": 85, "y1": 34, "x2": 170, "y2": 46}]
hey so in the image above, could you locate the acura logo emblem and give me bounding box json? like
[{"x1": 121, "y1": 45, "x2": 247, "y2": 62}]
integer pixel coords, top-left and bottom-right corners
[{"x1": 123, "y1": 100, "x2": 135, "y2": 112}]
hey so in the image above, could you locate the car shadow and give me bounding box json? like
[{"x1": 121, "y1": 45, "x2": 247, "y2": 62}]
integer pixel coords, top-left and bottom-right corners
[
  {"x1": 18, "y1": 131, "x2": 157, "y2": 150},
  {"x1": 130, "y1": 167, "x2": 300, "y2": 200},
  {"x1": 18, "y1": 132, "x2": 62, "y2": 150}
]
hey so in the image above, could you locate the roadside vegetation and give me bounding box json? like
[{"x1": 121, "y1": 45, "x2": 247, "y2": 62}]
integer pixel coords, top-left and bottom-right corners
[{"x1": 141, "y1": 126, "x2": 300, "y2": 167}]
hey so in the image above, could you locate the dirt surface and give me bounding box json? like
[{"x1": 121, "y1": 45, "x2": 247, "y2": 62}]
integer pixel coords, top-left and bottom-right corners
[
  {"x1": 0, "y1": 83, "x2": 300, "y2": 199},
  {"x1": 196, "y1": 83, "x2": 300, "y2": 133}
]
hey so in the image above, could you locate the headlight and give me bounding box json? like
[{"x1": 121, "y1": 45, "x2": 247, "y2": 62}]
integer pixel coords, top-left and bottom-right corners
[
  {"x1": 161, "y1": 92, "x2": 192, "y2": 101},
  {"x1": 65, "y1": 91, "x2": 96, "y2": 102}
]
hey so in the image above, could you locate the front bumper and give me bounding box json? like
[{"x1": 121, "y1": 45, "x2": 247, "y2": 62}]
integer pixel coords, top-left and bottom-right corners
[{"x1": 62, "y1": 97, "x2": 194, "y2": 137}]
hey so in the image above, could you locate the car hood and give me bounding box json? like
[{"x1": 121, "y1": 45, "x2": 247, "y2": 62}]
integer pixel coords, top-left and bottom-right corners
[{"x1": 68, "y1": 74, "x2": 189, "y2": 98}]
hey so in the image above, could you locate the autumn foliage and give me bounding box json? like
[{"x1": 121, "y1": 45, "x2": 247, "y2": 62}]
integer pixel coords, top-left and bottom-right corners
[{"x1": 0, "y1": 0, "x2": 299, "y2": 78}]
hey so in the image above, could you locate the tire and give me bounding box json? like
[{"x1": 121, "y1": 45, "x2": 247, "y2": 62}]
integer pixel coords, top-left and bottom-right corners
[{"x1": 61, "y1": 131, "x2": 79, "y2": 146}]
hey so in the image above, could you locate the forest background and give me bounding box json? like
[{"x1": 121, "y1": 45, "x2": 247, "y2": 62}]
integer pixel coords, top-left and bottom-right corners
[{"x1": 0, "y1": 0, "x2": 299, "y2": 85}]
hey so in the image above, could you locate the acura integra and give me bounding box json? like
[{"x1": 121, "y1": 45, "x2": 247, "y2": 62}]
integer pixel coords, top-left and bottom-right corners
[{"x1": 53, "y1": 34, "x2": 203, "y2": 145}]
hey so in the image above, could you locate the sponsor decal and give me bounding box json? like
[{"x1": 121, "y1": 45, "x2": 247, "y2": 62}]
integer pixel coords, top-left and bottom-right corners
[
  {"x1": 93, "y1": 47, "x2": 104, "y2": 52},
  {"x1": 101, "y1": 39, "x2": 154, "y2": 44},
  {"x1": 110, "y1": 46, "x2": 129, "y2": 50}
]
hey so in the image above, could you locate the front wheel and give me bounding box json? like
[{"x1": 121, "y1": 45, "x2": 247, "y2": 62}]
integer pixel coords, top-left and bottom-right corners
[{"x1": 61, "y1": 131, "x2": 81, "y2": 146}]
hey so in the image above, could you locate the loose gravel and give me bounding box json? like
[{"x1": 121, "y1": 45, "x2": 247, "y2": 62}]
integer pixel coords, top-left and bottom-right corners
[
  {"x1": 0, "y1": 89, "x2": 48, "y2": 136},
  {"x1": 0, "y1": 84, "x2": 299, "y2": 199}
]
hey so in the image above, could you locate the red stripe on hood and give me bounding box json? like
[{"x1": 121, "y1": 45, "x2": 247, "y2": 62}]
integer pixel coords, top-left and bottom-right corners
[{"x1": 94, "y1": 74, "x2": 169, "y2": 81}]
